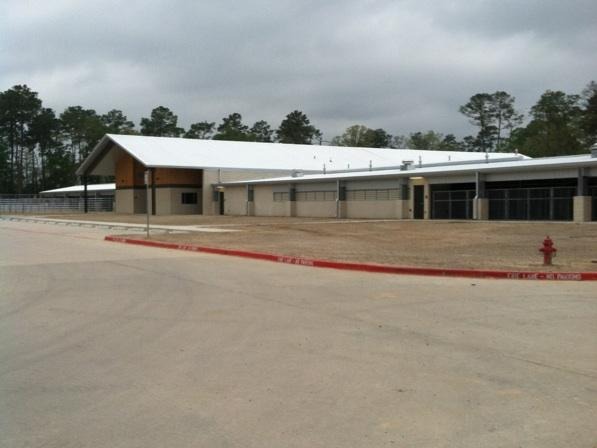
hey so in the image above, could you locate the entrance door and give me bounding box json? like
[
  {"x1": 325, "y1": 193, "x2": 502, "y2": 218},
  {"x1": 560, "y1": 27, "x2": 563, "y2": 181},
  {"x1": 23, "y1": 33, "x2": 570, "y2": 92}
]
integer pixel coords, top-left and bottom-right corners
[
  {"x1": 413, "y1": 185, "x2": 424, "y2": 219},
  {"x1": 218, "y1": 191, "x2": 225, "y2": 215}
]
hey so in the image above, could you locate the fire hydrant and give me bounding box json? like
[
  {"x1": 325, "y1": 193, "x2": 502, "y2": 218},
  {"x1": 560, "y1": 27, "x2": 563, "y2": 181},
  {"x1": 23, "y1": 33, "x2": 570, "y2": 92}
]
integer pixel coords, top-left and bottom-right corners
[{"x1": 539, "y1": 236, "x2": 557, "y2": 265}]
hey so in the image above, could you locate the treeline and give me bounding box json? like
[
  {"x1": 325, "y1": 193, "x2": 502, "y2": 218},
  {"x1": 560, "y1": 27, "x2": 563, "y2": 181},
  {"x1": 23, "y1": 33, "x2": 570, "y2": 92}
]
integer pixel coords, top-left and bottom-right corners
[{"x1": 1, "y1": 82, "x2": 595, "y2": 194}]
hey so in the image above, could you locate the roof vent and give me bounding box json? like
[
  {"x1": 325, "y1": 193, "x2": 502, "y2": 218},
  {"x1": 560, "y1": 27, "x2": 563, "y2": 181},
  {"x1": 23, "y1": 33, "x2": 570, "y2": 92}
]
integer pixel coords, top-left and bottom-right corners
[
  {"x1": 591, "y1": 143, "x2": 597, "y2": 158},
  {"x1": 291, "y1": 170, "x2": 304, "y2": 178},
  {"x1": 400, "y1": 160, "x2": 414, "y2": 171}
]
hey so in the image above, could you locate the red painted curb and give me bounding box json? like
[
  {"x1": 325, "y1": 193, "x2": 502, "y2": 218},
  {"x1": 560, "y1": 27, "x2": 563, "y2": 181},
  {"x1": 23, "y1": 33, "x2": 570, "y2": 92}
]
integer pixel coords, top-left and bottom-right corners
[{"x1": 104, "y1": 235, "x2": 597, "y2": 281}]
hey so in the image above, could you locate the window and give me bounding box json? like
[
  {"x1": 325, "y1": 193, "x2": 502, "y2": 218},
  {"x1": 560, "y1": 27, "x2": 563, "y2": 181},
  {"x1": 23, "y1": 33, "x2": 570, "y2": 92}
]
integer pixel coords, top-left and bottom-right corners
[
  {"x1": 181, "y1": 192, "x2": 197, "y2": 204},
  {"x1": 488, "y1": 186, "x2": 575, "y2": 221},
  {"x1": 431, "y1": 189, "x2": 475, "y2": 219},
  {"x1": 345, "y1": 189, "x2": 400, "y2": 201},
  {"x1": 295, "y1": 191, "x2": 336, "y2": 201},
  {"x1": 273, "y1": 192, "x2": 289, "y2": 202}
]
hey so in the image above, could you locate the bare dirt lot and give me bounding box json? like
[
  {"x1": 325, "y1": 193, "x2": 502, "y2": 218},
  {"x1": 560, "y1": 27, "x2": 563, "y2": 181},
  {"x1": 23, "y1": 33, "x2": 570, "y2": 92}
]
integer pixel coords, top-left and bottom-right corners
[{"x1": 44, "y1": 213, "x2": 597, "y2": 272}]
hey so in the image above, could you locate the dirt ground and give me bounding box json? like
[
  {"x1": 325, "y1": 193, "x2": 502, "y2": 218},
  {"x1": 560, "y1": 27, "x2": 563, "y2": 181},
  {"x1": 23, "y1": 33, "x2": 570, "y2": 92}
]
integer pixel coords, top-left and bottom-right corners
[{"x1": 42, "y1": 213, "x2": 597, "y2": 271}]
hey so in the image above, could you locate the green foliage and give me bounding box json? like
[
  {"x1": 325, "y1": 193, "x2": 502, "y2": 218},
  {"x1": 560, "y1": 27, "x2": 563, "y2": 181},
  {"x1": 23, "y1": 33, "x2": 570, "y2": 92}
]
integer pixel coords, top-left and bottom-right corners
[
  {"x1": 184, "y1": 121, "x2": 215, "y2": 139},
  {"x1": 276, "y1": 110, "x2": 321, "y2": 144},
  {"x1": 515, "y1": 90, "x2": 583, "y2": 157},
  {"x1": 439, "y1": 134, "x2": 461, "y2": 151},
  {"x1": 408, "y1": 131, "x2": 444, "y2": 150},
  {"x1": 30, "y1": 108, "x2": 62, "y2": 190},
  {"x1": 101, "y1": 109, "x2": 135, "y2": 134},
  {"x1": 0, "y1": 85, "x2": 43, "y2": 192},
  {"x1": 333, "y1": 125, "x2": 373, "y2": 147},
  {"x1": 44, "y1": 146, "x2": 77, "y2": 190},
  {"x1": 60, "y1": 106, "x2": 106, "y2": 162},
  {"x1": 140, "y1": 106, "x2": 184, "y2": 137},
  {"x1": 213, "y1": 113, "x2": 253, "y2": 141},
  {"x1": 459, "y1": 91, "x2": 523, "y2": 152},
  {"x1": 250, "y1": 120, "x2": 274, "y2": 142},
  {"x1": 0, "y1": 140, "x2": 9, "y2": 192},
  {"x1": 580, "y1": 81, "x2": 597, "y2": 146}
]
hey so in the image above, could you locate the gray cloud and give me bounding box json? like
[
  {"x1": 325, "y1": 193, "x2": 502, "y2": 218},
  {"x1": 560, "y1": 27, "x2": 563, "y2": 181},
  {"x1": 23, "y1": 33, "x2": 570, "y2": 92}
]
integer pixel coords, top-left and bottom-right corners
[{"x1": 1, "y1": 0, "x2": 596, "y2": 141}]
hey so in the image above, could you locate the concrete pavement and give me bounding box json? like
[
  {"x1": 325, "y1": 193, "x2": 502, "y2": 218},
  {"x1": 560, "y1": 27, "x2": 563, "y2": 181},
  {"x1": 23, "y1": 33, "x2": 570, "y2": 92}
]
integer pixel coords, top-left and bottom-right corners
[{"x1": 1, "y1": 220, "x2": 596, "y2": 447}]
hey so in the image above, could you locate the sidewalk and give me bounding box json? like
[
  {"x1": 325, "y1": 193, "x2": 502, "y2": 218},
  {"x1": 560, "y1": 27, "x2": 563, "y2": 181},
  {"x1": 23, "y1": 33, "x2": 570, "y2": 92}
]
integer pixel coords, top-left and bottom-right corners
[{"x1": 0, "y1": 215, "x2": 240, "y2": 233}]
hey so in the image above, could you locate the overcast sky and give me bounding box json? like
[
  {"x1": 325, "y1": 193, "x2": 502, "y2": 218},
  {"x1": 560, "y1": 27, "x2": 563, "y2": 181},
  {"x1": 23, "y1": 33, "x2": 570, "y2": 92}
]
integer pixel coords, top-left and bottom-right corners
[{"x1": 2, "y1": 0, "x2": 596, "y2": 140}]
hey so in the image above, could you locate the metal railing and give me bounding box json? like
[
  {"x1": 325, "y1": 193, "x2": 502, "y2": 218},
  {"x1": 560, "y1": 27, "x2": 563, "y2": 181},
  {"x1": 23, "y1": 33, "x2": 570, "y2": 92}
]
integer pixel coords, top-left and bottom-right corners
[{"x1": 0, "y1": 196, "x2": 113, "y2": 213}]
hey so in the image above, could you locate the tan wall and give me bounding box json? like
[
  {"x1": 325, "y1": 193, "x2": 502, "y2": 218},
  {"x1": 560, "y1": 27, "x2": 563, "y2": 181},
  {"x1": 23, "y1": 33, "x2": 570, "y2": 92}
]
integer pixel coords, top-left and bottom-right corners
[
  {"x1": 573, "y1": 196, "x2": 592, "y2": 222},
  {"x1": 133, "y1": 189, "x2": 147, "y2": 213},
  {"x1": 168, "y1": 188, "x2": 201, "y2": 215},
  {"x1": 203, "y1": 169, "x2": 294, "y2": 215},
  {"x1": 345, "y1": 200, "x2": 405, "y2": 219},
  {"x1": 154, "y1": 188, "x2": 201, "y2": 215},
  {"x1": 253, "y1": 185, "x2": 286, "y2": 216},
  {"x1": 115, "y1": 188, "x2": 148, "y2": 214},
  {"x1": 115, "y1": 189, "x2": 134, "y2": 214},
  {"x1": 202, "y1": 170, "x2": 219, "y2": 215},
  {"x1": 224, "y1": 186, "x2": 247, "y2": 216},
  {"x1": 295, "y1": 201, "x2": 336, "y2": 218}
]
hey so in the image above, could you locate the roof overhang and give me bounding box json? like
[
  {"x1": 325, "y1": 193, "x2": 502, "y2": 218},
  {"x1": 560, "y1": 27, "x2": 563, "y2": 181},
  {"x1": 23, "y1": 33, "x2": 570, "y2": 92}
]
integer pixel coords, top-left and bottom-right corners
[{"x1": 219, "y1": 155, "x2": 597, "y2": 186}]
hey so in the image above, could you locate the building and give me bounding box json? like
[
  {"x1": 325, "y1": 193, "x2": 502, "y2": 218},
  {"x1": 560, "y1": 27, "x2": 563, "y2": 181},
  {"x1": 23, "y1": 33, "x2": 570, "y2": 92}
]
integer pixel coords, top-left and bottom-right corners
[{"x1": 77, "y1": 134, "x2": 597, "y2": 221}]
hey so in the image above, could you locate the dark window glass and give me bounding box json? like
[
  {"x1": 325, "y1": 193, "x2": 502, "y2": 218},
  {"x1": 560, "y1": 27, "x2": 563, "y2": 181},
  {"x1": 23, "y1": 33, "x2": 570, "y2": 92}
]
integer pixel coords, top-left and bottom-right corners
[
  {"x1": 489, "y1": 199, "x2": 506, "y2": 219},
  {"x1": 553, "y1": 198, "x2": 573, "y2": 220},
  {"x1": 182, "y1": 192, "x2": 197, "y2": 204},
  {"x1": 529, "y1": 198, "x2": 550, "y2": 220},
  {"x1": 508, "y1": 199, "x2": 527, "y2": 219},
  {"x1": 530, "y1": 189, "x2": 549, "y2": 199},
  {"x1": 451, "y1": 200, "x2": 468, "y2": 219},
  {"x1": 488, "y1": 190, "x2": 505, "y2": 199},
  {"x1": 433, "y1": 201, "x2": 450, "y2": 219},
  {"x1": 508, "y1": 189, "x2": 528, "y2": 200}
]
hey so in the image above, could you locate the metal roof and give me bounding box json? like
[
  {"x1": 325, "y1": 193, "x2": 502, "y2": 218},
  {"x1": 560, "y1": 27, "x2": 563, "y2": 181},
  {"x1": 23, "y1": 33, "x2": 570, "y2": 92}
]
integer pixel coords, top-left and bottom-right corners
[
  {"x1": 220, "y1": 154, "x2": 597, "y2": 185},
  {"x1": 40, "y1": 183, "x2": 116, "y2": 194},
  {"x1": 77, "y1": 134, "x2": 524, "y2": 176}
]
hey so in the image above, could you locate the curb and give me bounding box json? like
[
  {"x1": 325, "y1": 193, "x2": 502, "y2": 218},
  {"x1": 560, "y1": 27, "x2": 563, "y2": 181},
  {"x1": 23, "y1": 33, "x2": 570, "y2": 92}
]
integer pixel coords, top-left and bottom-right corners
[{"x1": 104, "y1": 235, "x2": 597, "y2": 281}]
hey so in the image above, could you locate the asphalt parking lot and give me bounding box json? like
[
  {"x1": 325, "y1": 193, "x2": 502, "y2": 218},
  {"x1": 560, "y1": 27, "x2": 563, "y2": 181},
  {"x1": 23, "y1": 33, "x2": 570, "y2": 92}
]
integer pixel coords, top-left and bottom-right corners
[{"x1": 1, "y1": 220, "x2": 596, "y2": 447}]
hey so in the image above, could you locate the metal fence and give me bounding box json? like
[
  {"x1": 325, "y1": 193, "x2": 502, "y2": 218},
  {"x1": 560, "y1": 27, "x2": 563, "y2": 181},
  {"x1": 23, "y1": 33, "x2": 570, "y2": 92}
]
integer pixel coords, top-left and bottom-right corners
[{"x1": 0, "y1": 195, "x2": 113, "y2": 213}]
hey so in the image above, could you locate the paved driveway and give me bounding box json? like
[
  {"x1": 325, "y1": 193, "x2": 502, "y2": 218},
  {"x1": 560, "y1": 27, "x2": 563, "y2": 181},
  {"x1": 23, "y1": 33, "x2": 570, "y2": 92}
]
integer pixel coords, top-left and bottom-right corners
[{"x1": 1, "y1": 220, "x2": 595, "y2": 447}]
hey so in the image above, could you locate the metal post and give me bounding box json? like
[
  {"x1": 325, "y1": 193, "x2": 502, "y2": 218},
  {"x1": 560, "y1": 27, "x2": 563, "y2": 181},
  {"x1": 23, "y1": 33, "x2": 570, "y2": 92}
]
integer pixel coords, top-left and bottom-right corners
[
  {"x1": 144, "y1": 170, "x2": 150, "y2": 238},
  {"x1": 83, "y1": 176, "x2": 88, "y2": 213},
  {"x1": 577, "y1": 168, "x2": 588, "y2": 196}
]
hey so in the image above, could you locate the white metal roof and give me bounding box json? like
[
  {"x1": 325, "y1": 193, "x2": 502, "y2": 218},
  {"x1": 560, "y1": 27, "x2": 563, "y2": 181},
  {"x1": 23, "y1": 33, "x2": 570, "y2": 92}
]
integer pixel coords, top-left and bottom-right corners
[
  {"x1": 40, "y1": 183, "x2": 116, "y2": 194},
  {"x1": 221, "y1": 154, "x2": 597, "y2": 185},
  {"x1": 77, "y1": 134, "x2": 525, "y2": 176}
]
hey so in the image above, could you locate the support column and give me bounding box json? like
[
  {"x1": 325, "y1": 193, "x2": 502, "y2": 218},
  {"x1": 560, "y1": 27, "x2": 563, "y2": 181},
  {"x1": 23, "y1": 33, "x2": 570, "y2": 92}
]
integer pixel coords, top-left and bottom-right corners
[
  {"x1": 287, "y1": 184, "x2": 296, "y2": 217},
  {"x1": 423, "y1": 183, "x2": 430, "y2": 220},
  {"x1": 396, "y1": 180, "x2": 408, "y2": 219},
  {"x1": 573, "y1": 196, "x2": 591, "y2": 222},
  {"x1": 150, "y1": 168, "x2": 156, "y2": 216},
  {"x1": 473, "y1": 172, "x2": 488, "y2": 220},
  {"x1": 246, "y1": 185, "x2": 255, "y2": 216},
  {"x1": 574, "y1": 168, "x2": 591, "y2": 222},
  {"x1": 211, "y1": 187, "x2": 220, "y2": 215},
  {"x1": 83, "y1": 175, "x2": 88, "y2": 213},
  {"x1": 336, "y1": 180, "x2": 347, "y2": 219}
]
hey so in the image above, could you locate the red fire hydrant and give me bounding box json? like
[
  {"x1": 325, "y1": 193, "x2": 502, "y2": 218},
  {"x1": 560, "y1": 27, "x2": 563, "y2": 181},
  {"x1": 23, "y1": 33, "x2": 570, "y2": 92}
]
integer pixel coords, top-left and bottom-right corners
[{"x1": 539, "y1": 236, "x2": 557, "y2": 266}]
